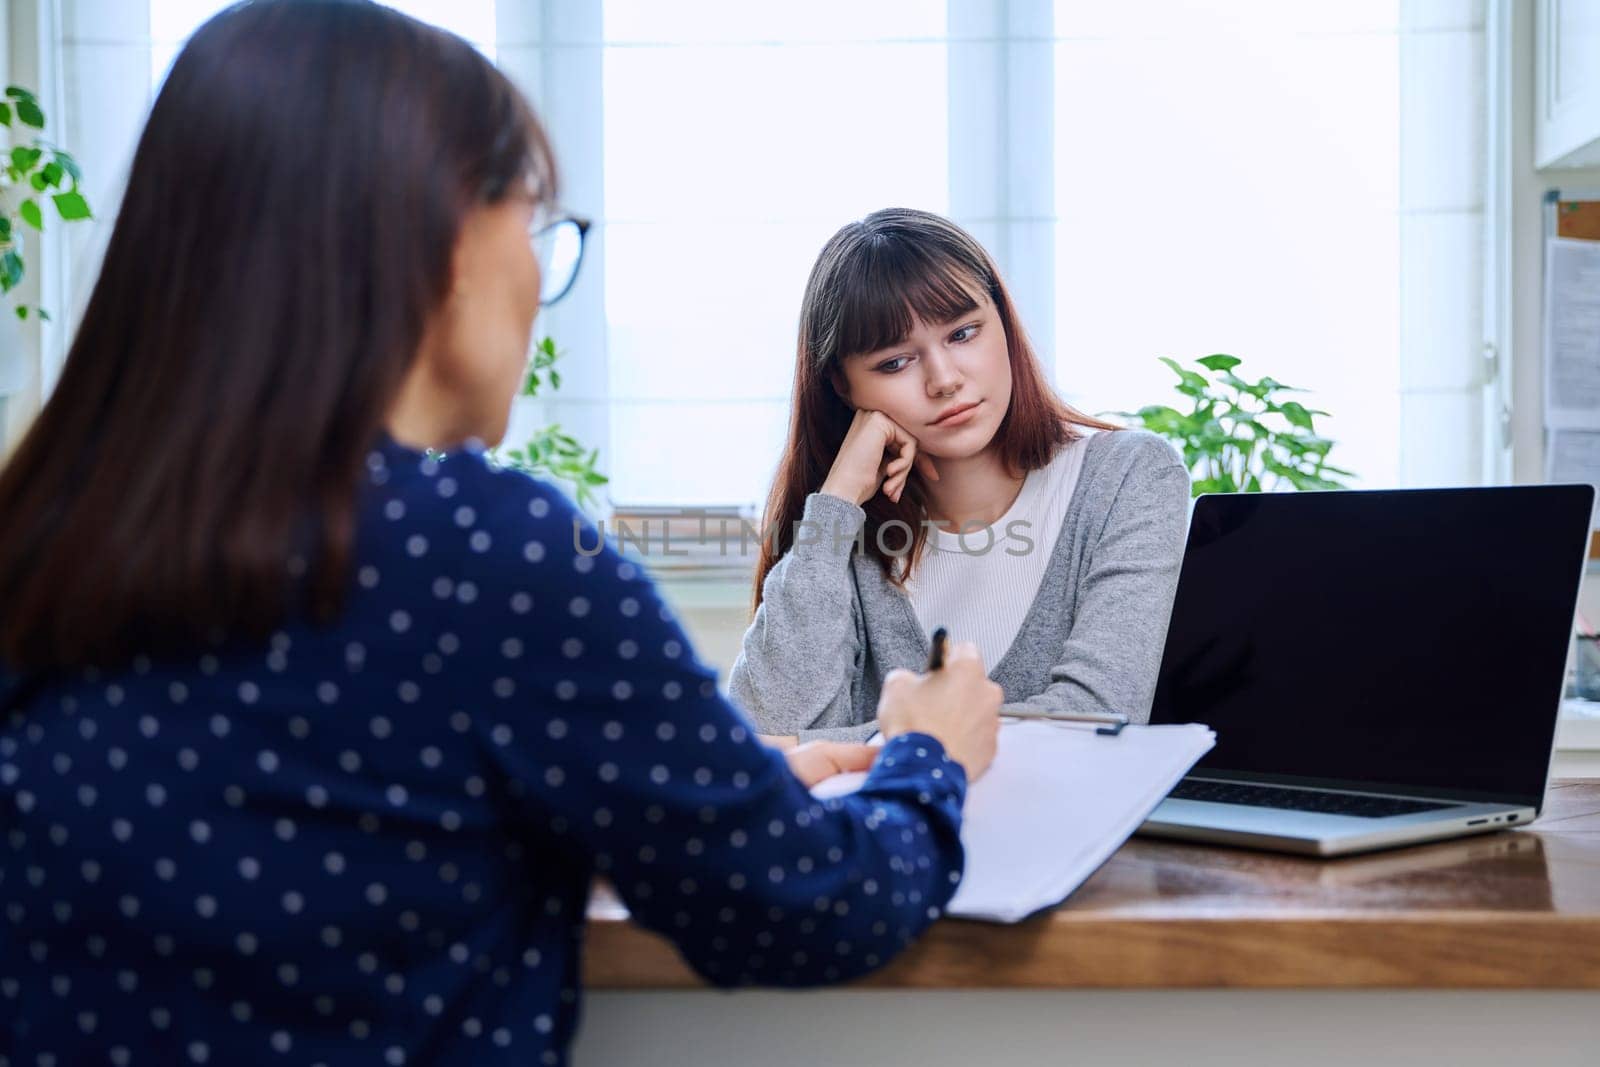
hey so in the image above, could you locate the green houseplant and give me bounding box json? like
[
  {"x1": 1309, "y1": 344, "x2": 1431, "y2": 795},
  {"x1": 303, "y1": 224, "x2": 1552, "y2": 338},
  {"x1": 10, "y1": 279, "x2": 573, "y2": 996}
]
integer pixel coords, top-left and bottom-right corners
[
  {"x1": 1, "y1": 85, "x2": 92, "y2": 321},
  {"x1": 1114, "y1": 354, "x2": 1354, "y2": 495},
  {"x1": 491, "y1": 335, "x2": 609, "y2": 509}
]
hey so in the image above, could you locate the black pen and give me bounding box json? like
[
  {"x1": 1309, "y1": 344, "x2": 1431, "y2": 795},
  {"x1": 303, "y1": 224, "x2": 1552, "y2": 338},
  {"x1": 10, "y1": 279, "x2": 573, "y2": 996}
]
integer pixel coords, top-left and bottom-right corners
[{"x1": 926, "y1": 625, "x2": 1127, "y2": 734}]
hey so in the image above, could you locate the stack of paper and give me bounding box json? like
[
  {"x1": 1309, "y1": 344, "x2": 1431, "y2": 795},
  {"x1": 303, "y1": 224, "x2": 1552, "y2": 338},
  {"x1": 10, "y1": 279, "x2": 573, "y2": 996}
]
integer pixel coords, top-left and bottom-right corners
[{"x1": 813, "y1": 720, "x2": 1216, "y2": 923}]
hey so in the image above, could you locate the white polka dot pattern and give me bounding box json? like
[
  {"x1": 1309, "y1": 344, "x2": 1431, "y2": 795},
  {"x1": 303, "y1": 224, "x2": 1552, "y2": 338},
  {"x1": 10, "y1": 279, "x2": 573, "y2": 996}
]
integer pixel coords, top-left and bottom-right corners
[{"x1": 0, "y1": 434, "x2": 966, "y2": 1065}]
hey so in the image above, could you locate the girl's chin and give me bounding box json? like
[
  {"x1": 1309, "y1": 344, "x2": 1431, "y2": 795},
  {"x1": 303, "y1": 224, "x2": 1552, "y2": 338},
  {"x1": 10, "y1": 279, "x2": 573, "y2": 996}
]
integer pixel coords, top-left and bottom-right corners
[{"x1": 920, "y1": 436, "x2": 1000, "y2": 462}]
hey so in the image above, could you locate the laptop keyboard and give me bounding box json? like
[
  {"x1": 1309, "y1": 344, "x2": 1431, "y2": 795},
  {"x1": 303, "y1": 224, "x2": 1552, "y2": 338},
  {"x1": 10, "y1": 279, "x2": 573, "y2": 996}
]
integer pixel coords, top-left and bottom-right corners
[{"x1": 1168, "y1": 779, "x2": 1461, "y2": 818}]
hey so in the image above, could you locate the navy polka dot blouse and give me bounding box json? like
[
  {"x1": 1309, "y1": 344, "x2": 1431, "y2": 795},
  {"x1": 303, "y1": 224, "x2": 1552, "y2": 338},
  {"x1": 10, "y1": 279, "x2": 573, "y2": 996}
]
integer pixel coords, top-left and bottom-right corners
[{"x1": 0, "y1": 434, "x2": 967, "y2": 1066}]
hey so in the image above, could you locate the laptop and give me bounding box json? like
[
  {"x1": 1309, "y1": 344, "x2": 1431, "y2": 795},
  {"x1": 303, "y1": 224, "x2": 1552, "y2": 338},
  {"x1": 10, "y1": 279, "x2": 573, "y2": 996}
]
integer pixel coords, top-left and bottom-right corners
[{"x1": 1137, "y1": 485, "x2": 1594, "y2": 857}]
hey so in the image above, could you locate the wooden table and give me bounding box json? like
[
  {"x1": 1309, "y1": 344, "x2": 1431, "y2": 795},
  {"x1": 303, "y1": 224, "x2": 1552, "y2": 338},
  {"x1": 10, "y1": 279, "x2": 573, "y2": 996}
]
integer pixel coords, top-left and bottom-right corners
[{"x1": 585, "y1": 780, "x2": 1600, "y2": 990}]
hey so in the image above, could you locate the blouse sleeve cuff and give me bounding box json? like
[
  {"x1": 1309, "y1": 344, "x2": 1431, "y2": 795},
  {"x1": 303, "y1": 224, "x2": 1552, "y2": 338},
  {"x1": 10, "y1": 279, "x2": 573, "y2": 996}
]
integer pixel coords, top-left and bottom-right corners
[{"x1": 858, "y1": 731, "x2": 968, "y2": 806}]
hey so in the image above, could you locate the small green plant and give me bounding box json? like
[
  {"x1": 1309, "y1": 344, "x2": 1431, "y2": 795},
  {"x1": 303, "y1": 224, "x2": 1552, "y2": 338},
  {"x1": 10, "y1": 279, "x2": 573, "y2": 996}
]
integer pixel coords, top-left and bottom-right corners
[
  {"x1": 491, "y1": 336, "x2": 609, "y2": 508},
  {"x1": 1113, "y1": 354, "x2": 1355, "y2": 494},
  {"x1": 1, "y1": 85, "x2": 92, "y2": 322}
]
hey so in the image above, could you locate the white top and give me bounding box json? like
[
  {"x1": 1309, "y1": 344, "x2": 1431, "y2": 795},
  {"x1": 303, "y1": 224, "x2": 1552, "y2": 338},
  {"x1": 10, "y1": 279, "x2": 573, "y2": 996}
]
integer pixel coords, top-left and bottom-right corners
[{"x1": 905, "y1": 436, "x2": 1090, "y2": 673}]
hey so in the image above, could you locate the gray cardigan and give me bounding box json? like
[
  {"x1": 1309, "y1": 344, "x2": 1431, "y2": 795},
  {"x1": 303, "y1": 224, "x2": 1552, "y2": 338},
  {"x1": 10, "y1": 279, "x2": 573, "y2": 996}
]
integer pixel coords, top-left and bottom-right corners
[{"x1": 726, "y1": 429, "x2": 1191, "y2": 743}]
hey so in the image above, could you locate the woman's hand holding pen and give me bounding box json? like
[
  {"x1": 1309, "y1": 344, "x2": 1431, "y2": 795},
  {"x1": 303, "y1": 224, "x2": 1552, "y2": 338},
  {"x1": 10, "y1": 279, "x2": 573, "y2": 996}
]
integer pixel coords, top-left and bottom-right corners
[
  {"x1": 876, "y1": 637, "x2": 1001, "y2": 782},
  {"x1": 820, "y1": 408, "x2": 941, "y2": 506}
]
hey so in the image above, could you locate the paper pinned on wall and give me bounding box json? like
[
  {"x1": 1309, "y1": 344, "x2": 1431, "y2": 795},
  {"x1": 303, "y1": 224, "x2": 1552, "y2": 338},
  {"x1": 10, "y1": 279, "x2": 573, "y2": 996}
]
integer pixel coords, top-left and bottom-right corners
[
  {"x1": 1543, "y1": 236, "x2": 1600, "y2": 430},
  {"x1": 1546, "y1": 429, "x2": 1600, "y2": 528}
]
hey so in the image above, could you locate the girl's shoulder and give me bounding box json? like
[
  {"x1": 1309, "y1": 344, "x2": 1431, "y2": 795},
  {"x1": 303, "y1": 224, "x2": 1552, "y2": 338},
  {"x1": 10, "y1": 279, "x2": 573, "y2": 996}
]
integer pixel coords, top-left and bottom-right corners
[{"x1": 1078, "y1": 427, "x2": 1186, "y2": 481}]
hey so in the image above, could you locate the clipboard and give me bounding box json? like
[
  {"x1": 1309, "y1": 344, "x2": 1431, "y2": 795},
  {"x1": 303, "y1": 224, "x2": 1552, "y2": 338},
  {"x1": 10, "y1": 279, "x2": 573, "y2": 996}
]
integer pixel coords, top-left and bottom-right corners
[
  {"x1": 1541, "y1": 188, "x2": 1600, "y2": 547},
  {"x1": 815, "y1": 717, "x2": 1216, "y2": 922},
  {"x1": 997, "y1": 707, "x2": 1129, "y2": 735}
]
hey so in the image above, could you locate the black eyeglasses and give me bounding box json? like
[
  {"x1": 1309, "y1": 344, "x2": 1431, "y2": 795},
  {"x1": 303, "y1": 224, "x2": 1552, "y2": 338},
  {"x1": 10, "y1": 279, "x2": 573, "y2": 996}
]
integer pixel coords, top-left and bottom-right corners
[{"x1": 531, "y1": 212, "x2": 590, "y2": 306}]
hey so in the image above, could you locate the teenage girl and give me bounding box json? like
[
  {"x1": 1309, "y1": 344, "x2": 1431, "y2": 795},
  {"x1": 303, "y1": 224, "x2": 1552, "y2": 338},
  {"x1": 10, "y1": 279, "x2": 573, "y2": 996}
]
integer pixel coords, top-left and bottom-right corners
[{"x1": 730, "y1": 208, "x2": 1191, "y2": 747}]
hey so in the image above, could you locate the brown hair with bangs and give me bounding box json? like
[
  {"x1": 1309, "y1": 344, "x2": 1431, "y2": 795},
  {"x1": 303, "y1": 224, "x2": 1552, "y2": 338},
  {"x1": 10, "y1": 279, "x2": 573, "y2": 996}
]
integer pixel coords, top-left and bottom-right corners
[
  {"x1": 752, "y1": 208, "x2": 1118, "y2": 611},
  {"x1": 0, "y1": 0, "x2": 556, "y2": 673}
]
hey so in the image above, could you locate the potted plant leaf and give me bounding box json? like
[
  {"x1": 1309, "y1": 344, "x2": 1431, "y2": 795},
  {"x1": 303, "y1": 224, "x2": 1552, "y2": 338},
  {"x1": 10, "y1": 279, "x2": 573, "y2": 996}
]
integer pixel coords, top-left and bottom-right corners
[
  {"x1": 1, "y1": 84, "x2": 92, "y2": 443},
  {"x1": 1, "y1": 84, "x2": 92, "y2": 319},
  {"x1": 492, "y1": 335, "x2": 609, "y2": 510},
  {"x1": 1112, "y1": 354, "x2": 1354, "y2": 495}
]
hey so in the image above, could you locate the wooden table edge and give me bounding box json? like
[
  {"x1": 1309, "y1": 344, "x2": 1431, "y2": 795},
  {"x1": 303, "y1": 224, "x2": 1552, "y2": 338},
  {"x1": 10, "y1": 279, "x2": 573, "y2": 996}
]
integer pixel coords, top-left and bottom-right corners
[{"x1": 584, "y1": 912, "x2": 1600, "y2": 990}]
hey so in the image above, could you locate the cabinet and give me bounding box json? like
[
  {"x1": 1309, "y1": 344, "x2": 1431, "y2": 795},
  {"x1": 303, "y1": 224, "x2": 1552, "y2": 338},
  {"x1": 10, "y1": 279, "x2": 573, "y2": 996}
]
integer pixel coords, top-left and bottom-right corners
[{"x1": 1536, "y1": 0, "x2": 1600, "y2": 168}]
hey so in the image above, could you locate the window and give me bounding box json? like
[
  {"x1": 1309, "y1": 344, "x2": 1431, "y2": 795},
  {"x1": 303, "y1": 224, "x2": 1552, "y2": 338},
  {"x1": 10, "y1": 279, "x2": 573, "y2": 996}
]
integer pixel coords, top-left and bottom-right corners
[
  {"x1": 1051, "y1": 1, "x2": 1483, "y2": 493},
  {"x1": 575, "y1": 0, "x2": 1485, "y2": 506},
  {"x1": 45, "y1": 1, "x2": 1486, "y2": 507},
  {"x1": 597, "y1": 1, "x2": 950, "y2": 507},
  {"x1": 31, "y1": 0, "x2": 499, "y2": 409},
  {"x1": 150, "y1": 0, "x2": 495, "y2": 88},
  {"x1": 1053, "y1": 4, "x2": 1402, "y2": 487}
]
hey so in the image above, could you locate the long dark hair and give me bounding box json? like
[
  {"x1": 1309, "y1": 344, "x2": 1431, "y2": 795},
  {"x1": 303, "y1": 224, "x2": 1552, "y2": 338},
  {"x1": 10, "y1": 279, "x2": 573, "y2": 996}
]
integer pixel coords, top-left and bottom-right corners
[
  {"x1": 752, "y1": 209, "x2": 1118, "y2": 611},
  {"x1": 0, "y1": 0, "x2": 556, "y2": 671}
]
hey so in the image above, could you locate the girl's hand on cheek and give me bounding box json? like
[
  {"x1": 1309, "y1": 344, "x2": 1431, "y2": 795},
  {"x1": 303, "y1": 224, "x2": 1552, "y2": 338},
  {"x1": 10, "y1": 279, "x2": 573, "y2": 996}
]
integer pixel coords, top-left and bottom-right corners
[
  {"x1": 821, "y1": 409, "x2": 941, "y2": 507},
  {"x1": 883, "y1": 439, "x2": 942, "y2": 502}
]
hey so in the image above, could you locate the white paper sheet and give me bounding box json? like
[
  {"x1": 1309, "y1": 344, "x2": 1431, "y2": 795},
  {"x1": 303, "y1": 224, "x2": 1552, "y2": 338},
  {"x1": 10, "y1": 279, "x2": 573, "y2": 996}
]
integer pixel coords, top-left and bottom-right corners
[
  {"x1": 1544, "y1": 237, "x2": 1600, "y2": 429},
  {"x1": 812, "y1": 720, "x2": 1216, "y2": 923},
  {"x1": 1545, "y1": 429, "x2": 1600, "y2": 527}
]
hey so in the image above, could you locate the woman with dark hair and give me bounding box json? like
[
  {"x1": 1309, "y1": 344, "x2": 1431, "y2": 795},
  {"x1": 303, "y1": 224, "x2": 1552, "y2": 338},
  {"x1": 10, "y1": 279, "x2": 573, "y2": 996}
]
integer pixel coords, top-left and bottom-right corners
[
  {"x1": 730, "y1": 209, "x2": 1191, "y2": 747},
  {"x1": 0, "y1": 3, "x2": 1001, "y2": 1063}
]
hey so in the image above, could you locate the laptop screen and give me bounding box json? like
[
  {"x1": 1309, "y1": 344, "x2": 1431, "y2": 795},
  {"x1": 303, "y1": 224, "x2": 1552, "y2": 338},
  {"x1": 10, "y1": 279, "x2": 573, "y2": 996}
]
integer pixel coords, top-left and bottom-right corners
[{"x1": 1148, "y1": 486, "x2": 1594, "y2": 808}]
